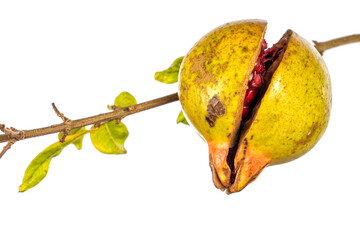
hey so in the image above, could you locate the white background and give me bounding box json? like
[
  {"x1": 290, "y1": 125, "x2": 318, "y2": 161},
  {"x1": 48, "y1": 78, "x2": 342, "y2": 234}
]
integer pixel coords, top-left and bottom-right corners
[{"x1": 0, "y1": 0, "x2": 359, "y2": 239}]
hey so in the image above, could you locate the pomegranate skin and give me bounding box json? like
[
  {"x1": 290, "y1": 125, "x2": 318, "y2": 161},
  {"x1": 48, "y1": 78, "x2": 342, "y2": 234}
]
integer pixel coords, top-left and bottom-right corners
[
  {"x1": 229, "y1": 31, "x2": 331, "y2": 193},
  {"x1": 178, "y1": 20, "x2": 331, "y2": 193},
  {"x1": 179, "y1": 20, "x2": 266, "y2": 188}
]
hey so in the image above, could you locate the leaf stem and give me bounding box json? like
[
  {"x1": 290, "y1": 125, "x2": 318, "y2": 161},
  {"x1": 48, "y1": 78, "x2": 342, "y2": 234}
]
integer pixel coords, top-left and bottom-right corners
[
  {"x1": 0, "y1": 93, "x2": 179, "y2": 144},
  {"x1": 313, "y1": 34, "x2": 360, "y2": 55}
]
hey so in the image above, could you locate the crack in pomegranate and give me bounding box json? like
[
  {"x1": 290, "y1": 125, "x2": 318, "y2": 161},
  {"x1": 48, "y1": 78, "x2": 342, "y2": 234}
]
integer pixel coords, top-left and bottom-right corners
[
  {"x1": 226, "y1": 31, "x2": 292, "y2": 185},
  {"x1": 242, "y1": 40, "x2": 268, "y2": 119}
]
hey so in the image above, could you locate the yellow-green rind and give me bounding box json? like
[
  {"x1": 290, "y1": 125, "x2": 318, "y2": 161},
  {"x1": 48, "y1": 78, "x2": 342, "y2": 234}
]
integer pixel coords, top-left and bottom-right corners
[
  {"x1": 243, "y1": 31, "x2": 331, "y2": 166},
  {"x1": 179, "y1": 20, "x2": 267, "y2": 146},
  {"x1": 228, "y1": 31, "x2": 332, "y2": 193}
]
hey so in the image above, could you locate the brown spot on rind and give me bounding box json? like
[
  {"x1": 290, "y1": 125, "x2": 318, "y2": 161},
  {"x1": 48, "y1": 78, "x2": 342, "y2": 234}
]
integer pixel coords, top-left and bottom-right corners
[
  {"x1": 295, "y1": 124, "x2": 319, "y2": 146},
  {"x1": 190, "y1": 52, "x2": 218, "y2": 85},
  {"x1": 221, "y1": 62, "x2": 229, "y2": 71},
  {"x1": 206, "y1": 95, "x2": 226, "y2": 127},
  {"x1": 205, "y1": 117, "x2": 215, "y2": 127},
  {"x1": 243, "y1": 138, "x2": 248, "y2": 158}
]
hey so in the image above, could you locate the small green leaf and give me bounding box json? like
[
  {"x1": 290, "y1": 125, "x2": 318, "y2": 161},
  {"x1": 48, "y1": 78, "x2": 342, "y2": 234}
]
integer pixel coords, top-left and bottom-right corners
[
  {"x1": 91, "y1": 92, "x2": 135, "y2": 154},
  {"x1": 90, "y1": 121, "x2": 129, "y2": 154},
  {"x1": 58, "y1": 127, "x2": 86, "y2": 150},
  {"x1": 19, "y1": 130, "x2": 89, "y2": 192},
  {"x1": 176, "y1": 110, "x2": 189, "y2": 125},
  {"x1": 154, "y1": 56, "x2": 184, "y2": 84},
  {"x1": 114, "y1": 92, "x2": 137, "y2": 107}
]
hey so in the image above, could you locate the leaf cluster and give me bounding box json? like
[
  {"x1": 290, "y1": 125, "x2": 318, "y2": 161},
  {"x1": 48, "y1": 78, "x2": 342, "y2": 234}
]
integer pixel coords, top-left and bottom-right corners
[
  {"x1": 19, "y1": 92, "x2": 136, "y2": 192},
  {"x1": 20, "y1": 56, "x2": 188, "y2": 192}
]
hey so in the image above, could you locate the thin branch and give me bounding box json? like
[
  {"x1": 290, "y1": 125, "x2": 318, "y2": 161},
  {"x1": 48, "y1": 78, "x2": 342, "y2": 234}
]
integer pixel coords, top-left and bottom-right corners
[
  {"x1": 0, "y1": 139, "x2": 16, "y2": 159},
  {"x1": 52, "y1": 103, "x2": 71, "y2": 123},
  {"x1": 0, "y1": 93, "x2": 179, "y2": 144},
  {"x1": 52, "y1": 103, "x2": 72, "y2": 142},
  {"x1": 313, "y1": 34, "x2": 360, "y2": 55}
]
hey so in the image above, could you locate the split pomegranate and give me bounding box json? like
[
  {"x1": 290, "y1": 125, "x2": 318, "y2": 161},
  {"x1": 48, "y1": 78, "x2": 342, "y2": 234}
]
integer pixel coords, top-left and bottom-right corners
[{"x1": 179, "y1": 20, "x2": 331, "y2": 193}]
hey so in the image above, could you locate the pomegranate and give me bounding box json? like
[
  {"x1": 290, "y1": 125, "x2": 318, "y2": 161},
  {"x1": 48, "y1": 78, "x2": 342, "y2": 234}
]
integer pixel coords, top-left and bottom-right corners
[{"x1": 178, "y1": 20, "x2": 331, "y2": 193}]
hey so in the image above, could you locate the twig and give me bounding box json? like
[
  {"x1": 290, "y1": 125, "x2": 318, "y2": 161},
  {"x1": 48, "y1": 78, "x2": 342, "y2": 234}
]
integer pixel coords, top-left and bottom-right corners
[
  {"x1": 52, "y1": 103, "x2": 72, "y2": 142},
  {"x1": 52, "y1": 103, "x2": 71, "y2": 123},
  {"x1": 0, "y1": 139, "x2": 16, "y2": 159},
  {"x1": 313, "y1": 34, "x2": 360, "y2": 55},
  {"x1": 0, "y1": 93, "x2": 179, "y2": 144}
]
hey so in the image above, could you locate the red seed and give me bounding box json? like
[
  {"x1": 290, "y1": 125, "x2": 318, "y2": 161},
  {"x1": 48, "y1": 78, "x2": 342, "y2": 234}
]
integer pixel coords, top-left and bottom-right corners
[
  {"x1": 262, "y1": 40, "x2": 267, "y2": 50},
  {"x1": 242, "y1": 106, "x2": 249, "y2": 118},
  {"x1": 248, "y1": 73, "x2": 253, "y2": 82},
  {"x1": 252, "y1": 74, "x2": 262, "y2": 88},
  {"x1": 255, "y1": 63, "x2": 264, "y2": 72},
  {"x1": 265, "y1": 46, "x2": 273, "y2": 55},
  {"x1": 254, "y1": 59, "x2": 263, "y2": 71},
  {"x1": 244, "y1": 89, "x2": 257, "y2": 105}
]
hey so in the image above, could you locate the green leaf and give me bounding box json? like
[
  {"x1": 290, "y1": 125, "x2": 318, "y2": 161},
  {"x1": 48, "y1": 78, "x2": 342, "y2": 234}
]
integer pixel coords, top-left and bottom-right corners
[
  {"x1": 91, "y1": 92, "x2": 135, "y2": 154},
  {"x1": 114, "y1": 92, "x2": 137, "y2": 107},
  {"x1": 90, "y1": 120, "x2": 129, "y2": 154},
  {"x1": 176, "y1": 110, "x2": 189, "y2": 125},
  {"x1": 58, "y1": 127, "x2": 86, "y2": 150},
  {"x1": 154, "y1": 56, "x2": 184, "y2": 84},
  {"x1": 19, "y1": 130, "x2": 89, "y2": 192}
]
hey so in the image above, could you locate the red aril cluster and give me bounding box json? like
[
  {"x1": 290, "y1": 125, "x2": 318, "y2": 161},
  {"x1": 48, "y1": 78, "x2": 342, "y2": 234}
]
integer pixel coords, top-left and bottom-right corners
[{"x1": 242, "y1": 40, "x2": 269, "y2": 119}]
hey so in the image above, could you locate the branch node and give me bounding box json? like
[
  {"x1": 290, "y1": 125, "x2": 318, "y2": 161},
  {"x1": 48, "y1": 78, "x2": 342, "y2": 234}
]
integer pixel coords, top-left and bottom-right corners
[
  {"x1": 0, "y1": 124, "x2": 25, "y2": 140},
  {"x1": 52, "y1": 103, "x2": 72, "y2": 124},
  {"x1": 128, "y1": 105, "x2": 136, "y2": 111},
  {"x1": 108, "y1": 105, "x2": 127, "y2": 125},
  {"x1": 108, "y1": 105, "x2": 116, "y2": 111},
  {"x1": 109, "y1": 105, "x2": 122, "y2": 111}
]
